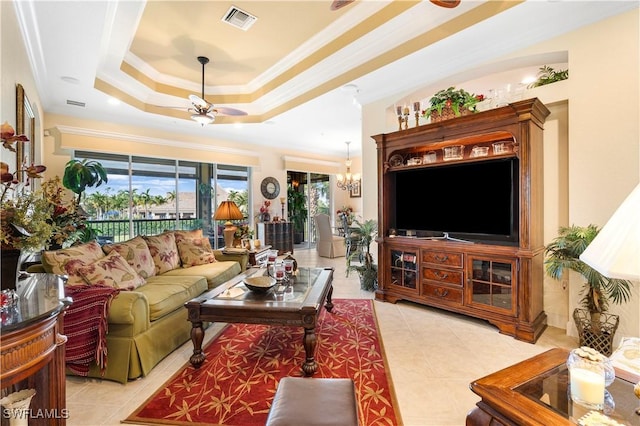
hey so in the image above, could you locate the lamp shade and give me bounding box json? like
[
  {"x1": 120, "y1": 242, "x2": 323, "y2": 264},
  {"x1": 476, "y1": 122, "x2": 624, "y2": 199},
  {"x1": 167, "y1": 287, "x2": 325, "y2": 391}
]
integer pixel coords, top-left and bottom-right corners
[
  {"x1": 213, "y1": 201, "x2": 244, "y2": 222},
  {"x1": 579, "y1": 183, "x2": 640, "y2": 282}
]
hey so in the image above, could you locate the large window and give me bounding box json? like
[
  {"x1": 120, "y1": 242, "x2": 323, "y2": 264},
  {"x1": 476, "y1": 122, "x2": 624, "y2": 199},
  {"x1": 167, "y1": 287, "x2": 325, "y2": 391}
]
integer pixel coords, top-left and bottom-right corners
[{"x1": 76, "y1": 151, "x2": 250, "y2": 247}]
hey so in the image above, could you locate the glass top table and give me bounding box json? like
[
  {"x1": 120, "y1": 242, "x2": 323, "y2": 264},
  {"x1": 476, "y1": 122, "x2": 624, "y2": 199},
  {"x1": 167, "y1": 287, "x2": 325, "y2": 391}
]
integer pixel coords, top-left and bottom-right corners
[
  {"x1": 184, "y1": 266, "x2": 334, "y2": 376},
  {"x1": 515, "y1": 360, "x2": 638, "y2": 425},
  {"x1": 468, "y1": 348, "x2": 639, "y2": 426}
]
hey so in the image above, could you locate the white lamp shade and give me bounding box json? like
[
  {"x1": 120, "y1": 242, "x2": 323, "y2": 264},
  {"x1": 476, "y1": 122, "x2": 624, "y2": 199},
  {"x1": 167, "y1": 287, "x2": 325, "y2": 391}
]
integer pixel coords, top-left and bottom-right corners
[{"x1": 580, "y1": 183, "x2": 640, "y2": 282}]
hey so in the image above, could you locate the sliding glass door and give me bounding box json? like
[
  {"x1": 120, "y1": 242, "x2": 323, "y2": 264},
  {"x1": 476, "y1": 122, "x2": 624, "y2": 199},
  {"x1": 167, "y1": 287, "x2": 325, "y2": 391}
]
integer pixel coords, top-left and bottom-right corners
[{"x1": 286, "y1": 171, "x2": 330, "y2": 249}]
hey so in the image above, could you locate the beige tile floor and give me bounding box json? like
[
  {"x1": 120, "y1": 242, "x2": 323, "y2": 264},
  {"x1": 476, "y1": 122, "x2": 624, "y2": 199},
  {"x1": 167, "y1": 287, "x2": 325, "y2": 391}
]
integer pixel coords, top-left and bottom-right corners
[{"x1": 65, "y1": 248, "x2": 577, "y2": 425}]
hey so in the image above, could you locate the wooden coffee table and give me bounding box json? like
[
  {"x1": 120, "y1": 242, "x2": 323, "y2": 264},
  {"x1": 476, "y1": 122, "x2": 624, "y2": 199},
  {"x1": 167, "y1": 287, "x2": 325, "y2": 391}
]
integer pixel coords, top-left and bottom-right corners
[{"x1": 185, "y1": 267, "x2": 334, "y2": 376}]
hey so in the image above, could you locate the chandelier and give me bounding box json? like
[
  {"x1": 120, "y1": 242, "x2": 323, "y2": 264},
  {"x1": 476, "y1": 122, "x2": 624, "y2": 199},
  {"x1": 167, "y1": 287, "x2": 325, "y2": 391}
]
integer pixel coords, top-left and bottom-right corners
[{"x1": 336, "y1": 141, "x2": 361, "y2": 191}]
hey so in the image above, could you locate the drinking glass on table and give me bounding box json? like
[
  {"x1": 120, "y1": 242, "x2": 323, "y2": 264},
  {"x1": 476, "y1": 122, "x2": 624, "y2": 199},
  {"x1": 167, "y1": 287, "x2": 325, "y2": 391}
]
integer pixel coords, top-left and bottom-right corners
[
  {"x1": 283, "y1": 259, "x2": 294, "y2": 278},
  {"x1": 267, "y1": 250, "x2": 278, "y2": 265},
  {"x1": 273, "y1": 262, "x2": 285, "y2": 282}
]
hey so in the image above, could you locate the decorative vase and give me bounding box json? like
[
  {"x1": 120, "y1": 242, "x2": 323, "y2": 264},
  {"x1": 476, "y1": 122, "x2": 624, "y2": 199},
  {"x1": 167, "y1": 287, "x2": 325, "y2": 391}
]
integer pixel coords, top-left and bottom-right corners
[
  {"x1": 1, "y1": 247, "x2": 24, "y2": 291},
  {"x1": 261, "y1": 212, "x2": 270, "y2": 222},
  {"x1": 0, "y1": 388, "x2": 36, "y2": 426}
]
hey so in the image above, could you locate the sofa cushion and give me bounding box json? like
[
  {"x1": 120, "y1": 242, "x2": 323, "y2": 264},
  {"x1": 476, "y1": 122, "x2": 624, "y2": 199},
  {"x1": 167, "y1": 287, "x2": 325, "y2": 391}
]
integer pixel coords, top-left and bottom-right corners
[
  {"x1": 78, "y1": 251, "x2": 146, "y2": 290},
  {"x1": 162, "y1": 261, "x2": 241, "y2": 290},
  {"x1": 103, "y1": 236, "x2": 156, "y2": 279},
  {"x1": 144, "y1": 233, "x2": 180, "y2": 275},
  {"x1": 172, "y1": 229, "x2": 203, "y2": 242},
  {"x1": 137, "y1": 275, "x2": 207, "y2": 321},
  {"x1": 177, "y1": 237, "x2": 217, "y2": 267},
  {"x1": 41, "y1": 241, "x2": 105, "y2": 285}
]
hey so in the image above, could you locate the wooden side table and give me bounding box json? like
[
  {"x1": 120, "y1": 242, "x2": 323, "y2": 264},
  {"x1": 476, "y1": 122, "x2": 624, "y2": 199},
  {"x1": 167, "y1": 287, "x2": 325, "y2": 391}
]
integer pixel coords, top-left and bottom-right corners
[
  {"x1": 1, "y1": 273, "x2": 71, "y2": 425},
  {"x1": 467, "y1": 348, "x2": 639, "y2": 426}
]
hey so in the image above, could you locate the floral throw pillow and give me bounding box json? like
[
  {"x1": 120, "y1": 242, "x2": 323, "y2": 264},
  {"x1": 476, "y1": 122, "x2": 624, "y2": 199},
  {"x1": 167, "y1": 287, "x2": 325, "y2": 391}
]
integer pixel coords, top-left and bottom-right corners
[
  {"x1": 143, "y1": 233, "x2": 180, "y2": 274},
  {"x1": 103, "y1": 236, "x2": 156, "y2": 279},
  {"x1": 172, "y1": 229, "x2": 204, "y2": 243},
  {"x1": 177, "y1": 238, "x2": 217, "y2": 267},
  {"x1": 77, "y1": 251, "x2": 145, "y2": 290},
  {"x1": 41, "y1": 241, "x2": 105, "y2": 286}
]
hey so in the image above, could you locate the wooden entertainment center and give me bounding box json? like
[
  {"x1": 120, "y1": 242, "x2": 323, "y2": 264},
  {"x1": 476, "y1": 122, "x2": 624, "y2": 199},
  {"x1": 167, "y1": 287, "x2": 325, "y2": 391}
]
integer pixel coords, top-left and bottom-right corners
[{"x1": 372, "y1": 98, "x2": 549, "y2": 343}]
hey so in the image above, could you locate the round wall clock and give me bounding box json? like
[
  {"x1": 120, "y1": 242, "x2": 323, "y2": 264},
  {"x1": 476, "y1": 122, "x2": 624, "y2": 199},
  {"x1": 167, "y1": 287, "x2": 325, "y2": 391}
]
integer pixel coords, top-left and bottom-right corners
[{"x1": 260, "y1": 177, "x2": 280, "y2": 199}]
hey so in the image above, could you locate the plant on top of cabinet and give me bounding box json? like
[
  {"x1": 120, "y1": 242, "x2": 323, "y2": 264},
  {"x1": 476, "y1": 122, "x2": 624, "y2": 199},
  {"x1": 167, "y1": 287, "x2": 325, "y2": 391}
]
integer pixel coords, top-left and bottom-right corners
[{"x1": 527, "y1": 65, "x2": 568, "y2": 89}]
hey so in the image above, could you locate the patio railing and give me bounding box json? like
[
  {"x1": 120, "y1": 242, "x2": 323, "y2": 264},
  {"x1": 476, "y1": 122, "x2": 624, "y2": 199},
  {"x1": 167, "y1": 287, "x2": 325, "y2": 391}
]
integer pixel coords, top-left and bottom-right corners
[{"x1": 88, "y1": 218, "x2": 206, "y2": 243}]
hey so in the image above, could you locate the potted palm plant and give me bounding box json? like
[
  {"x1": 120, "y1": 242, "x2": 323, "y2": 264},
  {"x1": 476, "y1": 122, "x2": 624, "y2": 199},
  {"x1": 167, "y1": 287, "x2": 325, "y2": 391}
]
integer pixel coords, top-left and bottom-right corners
[
  {"x1": 61, "y1": 159, "x2": 108, "y2": 244},
  {"x1": 544, "y1": 224, "x2": 633, "y2": 355},
  {"x1": 346, "y1": 219, "x2": 378, "y2": 291}
]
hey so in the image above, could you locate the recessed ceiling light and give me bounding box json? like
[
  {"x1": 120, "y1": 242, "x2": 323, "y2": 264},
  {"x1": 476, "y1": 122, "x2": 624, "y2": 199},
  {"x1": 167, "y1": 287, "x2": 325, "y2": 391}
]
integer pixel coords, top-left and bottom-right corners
[
  {"x1": 60, "y1": 76, "x2": 79, "y2": 84},
  {"x1": 107, "y1": 97, "x2": 120, "y2": 105}
]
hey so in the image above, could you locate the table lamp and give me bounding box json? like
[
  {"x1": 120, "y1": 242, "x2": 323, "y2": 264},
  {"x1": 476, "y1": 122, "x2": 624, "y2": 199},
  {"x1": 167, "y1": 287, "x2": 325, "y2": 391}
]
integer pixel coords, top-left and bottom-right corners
[
  {"x1": 214, "y1": 201, "x2": 244, "y2": 248},
  {"x1": 580, "y1": 182, "x2": 640, "y2": 282}
]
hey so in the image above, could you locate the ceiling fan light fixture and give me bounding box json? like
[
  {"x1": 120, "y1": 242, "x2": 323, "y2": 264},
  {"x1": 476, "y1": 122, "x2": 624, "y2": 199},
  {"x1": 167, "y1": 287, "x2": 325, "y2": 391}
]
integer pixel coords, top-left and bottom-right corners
[{"x1": 191, "y1": 112, "x2": 215, "y2": 126}]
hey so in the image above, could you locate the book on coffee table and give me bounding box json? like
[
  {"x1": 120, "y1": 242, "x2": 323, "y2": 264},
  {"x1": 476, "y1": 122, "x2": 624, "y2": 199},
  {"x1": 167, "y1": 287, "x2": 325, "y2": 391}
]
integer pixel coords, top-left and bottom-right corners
[{"x1": 609, "y1": 336, "x2": 640, "y2": 382}]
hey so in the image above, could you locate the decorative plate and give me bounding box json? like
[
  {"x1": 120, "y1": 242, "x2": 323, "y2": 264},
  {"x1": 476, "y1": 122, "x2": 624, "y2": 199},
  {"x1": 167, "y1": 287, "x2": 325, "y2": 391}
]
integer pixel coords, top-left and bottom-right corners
[
  {"x1": 389, "y1": 154, "x2": 404, "y2": 167},
  {"x1": 260, "y1": 177, "x2": 280, "y2": 199},
  {"x1": 243, "y1": 276, "x2": 277, "y2": 293}
]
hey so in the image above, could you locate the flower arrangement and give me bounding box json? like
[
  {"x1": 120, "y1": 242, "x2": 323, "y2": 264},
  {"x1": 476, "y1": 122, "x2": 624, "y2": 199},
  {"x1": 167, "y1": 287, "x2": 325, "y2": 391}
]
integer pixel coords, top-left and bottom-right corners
[
  {"x1": 234, "y1": 224, "x2": 254, "y2": 240},
  {"x1": 0, "y1": 121, "x2": 51, "y2": 251},
  {"x1": 337, "y1": 206, "x2": 355, "y2": 224},
  {"x1": 421, "y1": 87, "x2": 485, "y2": 119},
  {"x1": 41, "y1": 176, "x2": 87, "y2": 249},
  {"x1": 259, "y1": 200, "x2": 271, "y2": 215}
]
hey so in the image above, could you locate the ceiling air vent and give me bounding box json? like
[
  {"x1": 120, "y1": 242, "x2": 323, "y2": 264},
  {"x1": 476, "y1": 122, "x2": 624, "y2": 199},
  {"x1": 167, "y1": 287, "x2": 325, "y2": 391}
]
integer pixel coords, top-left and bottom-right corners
[
  {"x1": 66, "y1": 99, "x2": 85, "y2": 108},
  {"x1": 221, "y1": 6, "x2": 257, "y2": 31}
]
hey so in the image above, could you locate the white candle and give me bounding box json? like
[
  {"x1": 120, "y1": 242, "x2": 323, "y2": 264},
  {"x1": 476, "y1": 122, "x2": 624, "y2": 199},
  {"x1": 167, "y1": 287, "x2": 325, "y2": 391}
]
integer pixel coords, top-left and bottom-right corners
[{"x1": 569, "y1": 367, "x2": 605, "y2": 407}]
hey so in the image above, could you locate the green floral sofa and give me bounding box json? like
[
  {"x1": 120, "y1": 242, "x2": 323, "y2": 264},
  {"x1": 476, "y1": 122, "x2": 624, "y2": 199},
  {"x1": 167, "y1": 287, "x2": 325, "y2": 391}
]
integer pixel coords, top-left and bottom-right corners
[{"x1": 38, "y1": 229, "x2": 248, "y2": 383}]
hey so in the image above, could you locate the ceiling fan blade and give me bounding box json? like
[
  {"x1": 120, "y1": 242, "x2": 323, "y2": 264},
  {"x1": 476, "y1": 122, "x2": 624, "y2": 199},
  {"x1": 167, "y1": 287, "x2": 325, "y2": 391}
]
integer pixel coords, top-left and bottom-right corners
[
  {"x1": 430, "y1": 0, "x2": 461, "y2": 8},
  {"x1": 214, "y1": 106, "x2": 248, "y2": 116},
  {"x1": 188, "y1": 94, "x2": 209, "y2": 108},
  {"x1": 330, "y1": 0, "x2": 355, "y2": 10}
]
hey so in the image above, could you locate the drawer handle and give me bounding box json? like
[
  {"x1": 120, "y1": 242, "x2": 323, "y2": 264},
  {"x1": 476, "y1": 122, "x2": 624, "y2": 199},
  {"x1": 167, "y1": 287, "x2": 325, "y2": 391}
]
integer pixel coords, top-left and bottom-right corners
[
  {"x1": 434, "y1": 271, "x2": 449, "y2": 280},
  {"x1": 434, "y1": 288, "x2": 449, "y2": 298},
  {"x1": 434, "y1": 254, "x2": 449, "y2": 262}
]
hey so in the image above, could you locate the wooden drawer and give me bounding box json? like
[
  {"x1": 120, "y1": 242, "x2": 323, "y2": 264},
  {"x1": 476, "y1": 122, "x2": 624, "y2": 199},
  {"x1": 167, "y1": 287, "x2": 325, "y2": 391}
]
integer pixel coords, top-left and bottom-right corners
[
  {"x1": 422, "y1": 267, "x2": 463, "y2": 286},
  {"x1": 422, "y1": 250, "x2": 463, "y2": 268},
  {"x1": 422, "y1": 282, "x2": 463, "y2": 304}
]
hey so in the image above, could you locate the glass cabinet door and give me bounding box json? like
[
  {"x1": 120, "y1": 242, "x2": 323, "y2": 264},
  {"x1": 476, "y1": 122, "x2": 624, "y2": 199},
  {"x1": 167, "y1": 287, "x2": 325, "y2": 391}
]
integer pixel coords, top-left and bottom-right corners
[
  {"x1": 389, "y1": 249, "x2": 418, "y2": 290},
  {"x1": 468, "y1": 256, "x2": 516, "y2": 314}
]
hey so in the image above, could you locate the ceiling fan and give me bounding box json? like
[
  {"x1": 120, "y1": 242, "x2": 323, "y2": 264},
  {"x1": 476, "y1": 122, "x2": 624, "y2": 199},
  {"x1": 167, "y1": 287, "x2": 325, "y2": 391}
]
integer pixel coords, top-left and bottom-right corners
[
  {"x1": 330, "y1": 0, "x2": 460, "y2": 10},
  {"x1": 188, "y1": 56, "x2": 247, "y2": 126}
]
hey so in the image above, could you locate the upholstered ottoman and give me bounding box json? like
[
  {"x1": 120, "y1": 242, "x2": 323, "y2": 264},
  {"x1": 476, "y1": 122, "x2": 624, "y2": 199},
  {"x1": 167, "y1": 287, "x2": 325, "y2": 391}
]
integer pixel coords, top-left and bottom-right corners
[{"x1": 266, "y1": 377, "x2": 359, "y2": 426}]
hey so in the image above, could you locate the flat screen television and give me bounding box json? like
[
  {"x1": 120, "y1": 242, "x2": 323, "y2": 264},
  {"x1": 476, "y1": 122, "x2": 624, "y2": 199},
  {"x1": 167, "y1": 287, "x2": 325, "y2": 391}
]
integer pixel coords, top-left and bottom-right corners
[{"x1": 393, "y1": 157, "x2": 519, "y2": 244}]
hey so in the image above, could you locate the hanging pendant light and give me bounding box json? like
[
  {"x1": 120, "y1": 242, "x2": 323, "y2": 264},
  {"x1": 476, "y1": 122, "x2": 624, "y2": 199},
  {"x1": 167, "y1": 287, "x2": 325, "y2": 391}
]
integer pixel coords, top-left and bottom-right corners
[{"x1": 336, "y1": 141, "x2": 361, "y2": 191}]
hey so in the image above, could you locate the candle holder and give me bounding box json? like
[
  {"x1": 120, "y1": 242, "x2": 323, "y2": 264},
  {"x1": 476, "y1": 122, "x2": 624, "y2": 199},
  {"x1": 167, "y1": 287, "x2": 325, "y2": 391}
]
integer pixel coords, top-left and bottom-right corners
[
  {"x1": 413, "y1": 101, "x2": 421, "y2": 127},
  {"x1": 280, "y1": 197, "x2": 285, "y2": 220},
  {"x1": 396, "y1": 105, "x2": 410, "y2": 131}
]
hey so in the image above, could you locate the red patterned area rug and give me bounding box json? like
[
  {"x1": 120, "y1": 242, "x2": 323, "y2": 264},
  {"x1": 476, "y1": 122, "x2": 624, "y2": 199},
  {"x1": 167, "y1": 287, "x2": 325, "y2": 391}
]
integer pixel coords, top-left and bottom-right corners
[{"x1": 124, "y1": 299, "x2": 401, "y2": 426}]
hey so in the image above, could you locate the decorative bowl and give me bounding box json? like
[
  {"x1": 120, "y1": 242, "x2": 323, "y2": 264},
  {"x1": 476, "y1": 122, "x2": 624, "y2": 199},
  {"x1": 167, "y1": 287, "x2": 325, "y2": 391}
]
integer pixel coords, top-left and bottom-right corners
[{"x1": 243, "y1": 276, "x2": 277, "y2": 293}]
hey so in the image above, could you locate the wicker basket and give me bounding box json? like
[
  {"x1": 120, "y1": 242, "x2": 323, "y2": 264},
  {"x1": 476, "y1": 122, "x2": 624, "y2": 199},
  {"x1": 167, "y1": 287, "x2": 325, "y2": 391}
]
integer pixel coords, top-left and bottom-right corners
[
  {"x1": 430, "y1": 105, "x2": 472, "y2": 123},
  {"x1": 573, "y1": 308, "x2": 619, "y2": 356}
]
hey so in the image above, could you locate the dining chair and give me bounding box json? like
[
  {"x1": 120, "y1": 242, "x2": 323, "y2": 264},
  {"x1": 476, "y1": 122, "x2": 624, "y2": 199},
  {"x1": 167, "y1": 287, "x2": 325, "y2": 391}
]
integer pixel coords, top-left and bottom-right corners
[{"x1": 314, "y1": 214, "x2": 346, "y2": 258}]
